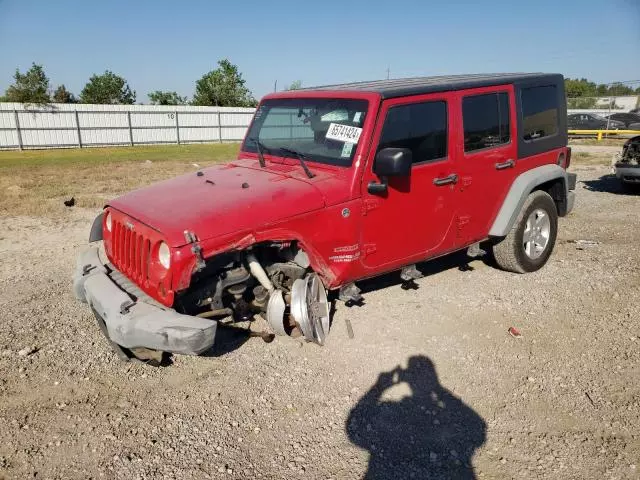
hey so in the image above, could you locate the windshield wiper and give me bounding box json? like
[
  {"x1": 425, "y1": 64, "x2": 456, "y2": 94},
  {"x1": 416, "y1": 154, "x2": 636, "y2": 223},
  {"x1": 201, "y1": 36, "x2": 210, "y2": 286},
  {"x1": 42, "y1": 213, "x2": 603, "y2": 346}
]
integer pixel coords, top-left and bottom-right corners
[
  {"x1": 279, "y1": 147, "x2": 315, "y2": 179},
  {"x1": 248, "y1": 137, "x2": 266, "y2": 168}
]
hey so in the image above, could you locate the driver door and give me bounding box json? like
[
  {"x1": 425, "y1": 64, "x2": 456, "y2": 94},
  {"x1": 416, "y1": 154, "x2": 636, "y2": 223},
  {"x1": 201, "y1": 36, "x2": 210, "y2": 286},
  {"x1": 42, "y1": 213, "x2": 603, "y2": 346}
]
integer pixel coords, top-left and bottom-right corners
[{"x1": 360, "y1": 93, "x2": 459, "y2": 272}]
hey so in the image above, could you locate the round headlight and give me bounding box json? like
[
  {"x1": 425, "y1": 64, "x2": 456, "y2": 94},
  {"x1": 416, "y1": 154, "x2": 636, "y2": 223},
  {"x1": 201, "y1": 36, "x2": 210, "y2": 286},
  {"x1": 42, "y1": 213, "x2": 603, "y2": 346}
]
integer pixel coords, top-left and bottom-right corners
[
  {"x1": 105, "y1": 212, "x2": 112, "y2": 232},
  {"x1": 158, "y1": 242, "x2": 170, "y2": 269}
]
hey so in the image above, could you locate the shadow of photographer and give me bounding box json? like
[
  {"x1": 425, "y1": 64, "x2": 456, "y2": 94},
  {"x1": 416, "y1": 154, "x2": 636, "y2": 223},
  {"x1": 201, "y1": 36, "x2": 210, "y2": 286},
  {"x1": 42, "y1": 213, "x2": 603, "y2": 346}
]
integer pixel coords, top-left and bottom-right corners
[{"x1": 347, "y1": 355, "x2": 486, "y2": 479}]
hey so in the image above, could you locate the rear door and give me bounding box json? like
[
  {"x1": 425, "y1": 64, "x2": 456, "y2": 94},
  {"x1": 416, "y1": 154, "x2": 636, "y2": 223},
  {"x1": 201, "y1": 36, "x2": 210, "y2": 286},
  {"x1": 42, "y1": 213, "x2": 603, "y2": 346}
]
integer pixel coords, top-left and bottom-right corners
[
  {"x1": 360, "y1": 92, "x2": 460, "y2": 272},
  {"x1": 453, "y1": 85, "x2": 517, "y2": 244}
]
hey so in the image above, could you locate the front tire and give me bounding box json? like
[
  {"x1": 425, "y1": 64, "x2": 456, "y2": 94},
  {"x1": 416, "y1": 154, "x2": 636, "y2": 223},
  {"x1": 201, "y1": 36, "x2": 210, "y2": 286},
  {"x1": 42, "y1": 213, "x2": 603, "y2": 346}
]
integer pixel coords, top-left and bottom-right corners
[{"x1": 492, "y1": 190, "x2": 558, "y2": 273}]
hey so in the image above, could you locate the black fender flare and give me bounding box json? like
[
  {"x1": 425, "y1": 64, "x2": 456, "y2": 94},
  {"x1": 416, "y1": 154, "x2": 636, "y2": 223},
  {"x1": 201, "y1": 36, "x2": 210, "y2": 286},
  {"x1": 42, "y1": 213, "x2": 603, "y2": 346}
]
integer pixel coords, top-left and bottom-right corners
[{"x1": 89, "y1": 212, "x2": 104, "y2": 243}]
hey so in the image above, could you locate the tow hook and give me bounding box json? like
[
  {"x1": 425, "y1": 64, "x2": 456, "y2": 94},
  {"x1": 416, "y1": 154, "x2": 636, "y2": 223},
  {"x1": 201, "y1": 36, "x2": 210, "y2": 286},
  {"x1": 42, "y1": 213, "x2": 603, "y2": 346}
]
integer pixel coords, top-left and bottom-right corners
[
  {"x1": 82, "y1": 264, "x2": 96, "y2": 276},
  {"x1": 119, "y1": 299, "x2": 135, "y2": 315}
]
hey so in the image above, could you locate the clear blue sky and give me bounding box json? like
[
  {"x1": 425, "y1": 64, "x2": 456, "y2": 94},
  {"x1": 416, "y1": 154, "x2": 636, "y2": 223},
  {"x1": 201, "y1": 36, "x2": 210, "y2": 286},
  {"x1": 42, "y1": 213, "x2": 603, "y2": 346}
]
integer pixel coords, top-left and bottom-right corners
[{"x1": 1, "y1": 0, "x2": 639, "y2": 102}]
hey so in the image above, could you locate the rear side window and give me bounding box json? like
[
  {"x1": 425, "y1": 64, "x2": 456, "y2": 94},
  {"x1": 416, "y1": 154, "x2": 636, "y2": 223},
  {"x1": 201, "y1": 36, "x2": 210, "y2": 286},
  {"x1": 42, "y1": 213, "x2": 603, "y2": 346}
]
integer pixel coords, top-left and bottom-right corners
[
  {"x1": 463, "y1": 92, "x2": 510, "y2": 152},
  {"x1": 379, "y1": 101, "x2": 447, "y2": 163},
  {"x1": 521, "y1": 85, "x2": 558, "y2": 141}
]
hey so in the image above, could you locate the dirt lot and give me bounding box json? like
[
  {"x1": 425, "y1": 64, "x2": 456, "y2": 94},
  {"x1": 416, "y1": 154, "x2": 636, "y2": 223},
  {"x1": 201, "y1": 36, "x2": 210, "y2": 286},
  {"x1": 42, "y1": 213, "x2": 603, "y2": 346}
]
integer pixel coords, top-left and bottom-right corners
[{"x1": 0, "y1": 148, "x2": 639, "y2": 479}]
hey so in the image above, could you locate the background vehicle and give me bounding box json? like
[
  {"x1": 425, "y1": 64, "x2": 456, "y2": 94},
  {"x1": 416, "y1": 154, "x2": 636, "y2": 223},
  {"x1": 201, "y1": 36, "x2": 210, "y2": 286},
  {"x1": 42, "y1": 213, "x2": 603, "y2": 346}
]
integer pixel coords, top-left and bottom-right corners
[
  {"x1": 74, "y1": 73, "x2": 576, "y2": 363},
  {"x1": 614, "y1": 135, "x2": 640, "y2": 190},
  {"x1": 567, "y1": 113, "x2": 625, "y2": 130},
  {"x1": 606, "y1": 112, "x2": 640, "y2": 128}
]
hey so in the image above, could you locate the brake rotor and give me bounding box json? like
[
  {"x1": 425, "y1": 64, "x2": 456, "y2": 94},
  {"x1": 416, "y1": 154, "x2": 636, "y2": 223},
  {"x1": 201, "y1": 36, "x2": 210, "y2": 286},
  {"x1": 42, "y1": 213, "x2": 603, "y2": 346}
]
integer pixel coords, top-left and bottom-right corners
[
  {"x1": 290, "y1": 273, "x2": 330, "y2": 345},
  {"x1": 265, "y1": 289, "x2": 287, "y2": 336}
]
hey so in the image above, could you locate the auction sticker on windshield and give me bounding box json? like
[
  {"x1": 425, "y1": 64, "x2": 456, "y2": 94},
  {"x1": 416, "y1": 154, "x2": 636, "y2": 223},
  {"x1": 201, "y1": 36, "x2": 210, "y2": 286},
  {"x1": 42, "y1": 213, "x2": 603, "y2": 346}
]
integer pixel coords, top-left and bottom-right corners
[{"x1": 326, "y1": 123, "x2": 362, "y2": 144}]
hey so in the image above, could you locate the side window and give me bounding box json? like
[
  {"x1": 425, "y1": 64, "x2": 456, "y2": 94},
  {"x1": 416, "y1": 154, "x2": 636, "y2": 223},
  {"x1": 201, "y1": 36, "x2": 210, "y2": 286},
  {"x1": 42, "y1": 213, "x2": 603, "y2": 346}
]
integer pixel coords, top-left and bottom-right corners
[
  {"x1": 462, "y1": 92, "x2": 510, "y2": 152},
  {"x1": 521, "y1": 85, "x2": 559, "y2": 141},
  {"x1": 378, "y1": 101, "x2": 447, "y2": 163}
]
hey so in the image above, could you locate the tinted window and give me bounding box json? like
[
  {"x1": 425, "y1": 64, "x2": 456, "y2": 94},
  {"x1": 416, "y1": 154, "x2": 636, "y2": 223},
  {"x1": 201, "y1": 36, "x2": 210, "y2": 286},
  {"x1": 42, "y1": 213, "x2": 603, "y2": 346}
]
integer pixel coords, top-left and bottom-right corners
[
  {"x1": 521, "y1": 85, "x2": 558, "y2": 141},
  {"x1": 463, "y1": 92, "x2": 510, "y2": 152},
  {"x1": 378, "y1": 101, "x2": 447, "y2": 163}
]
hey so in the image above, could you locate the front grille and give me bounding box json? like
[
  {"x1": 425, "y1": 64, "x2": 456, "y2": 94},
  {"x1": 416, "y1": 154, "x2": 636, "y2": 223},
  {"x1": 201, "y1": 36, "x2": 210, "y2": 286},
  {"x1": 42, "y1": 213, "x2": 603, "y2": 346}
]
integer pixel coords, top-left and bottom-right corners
[{"x1": 111, "y1": 219, "x2": 151, "y2": 286}]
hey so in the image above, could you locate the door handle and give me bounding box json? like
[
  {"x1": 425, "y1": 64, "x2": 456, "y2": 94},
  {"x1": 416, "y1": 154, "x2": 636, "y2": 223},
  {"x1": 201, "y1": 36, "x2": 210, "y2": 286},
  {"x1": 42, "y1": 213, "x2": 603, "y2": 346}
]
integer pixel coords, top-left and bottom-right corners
[
  {"x1": 433, "y1": 174, "x2": 458, "y2": 186},
  {"x1": 495, "y1": 159, "x2": 515, "y2": 170}
]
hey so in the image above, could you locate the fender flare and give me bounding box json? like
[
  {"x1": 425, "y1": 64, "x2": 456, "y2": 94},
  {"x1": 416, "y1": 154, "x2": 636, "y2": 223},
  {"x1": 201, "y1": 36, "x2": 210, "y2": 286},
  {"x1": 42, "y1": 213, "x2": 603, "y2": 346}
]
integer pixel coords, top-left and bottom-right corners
[
  {"x1": 489, "y1": 164, "x2": 568, "y2": 237},
  {"x1": 89, "y1": 212, "x2": 104, "y2": 243}
]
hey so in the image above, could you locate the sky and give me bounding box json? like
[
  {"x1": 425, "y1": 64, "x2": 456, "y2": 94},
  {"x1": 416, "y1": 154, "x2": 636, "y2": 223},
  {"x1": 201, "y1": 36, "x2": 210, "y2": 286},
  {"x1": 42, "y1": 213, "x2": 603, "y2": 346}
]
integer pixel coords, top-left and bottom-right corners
[{"x1": 1, "y1": 0, "x2": 639, "y2": 102}]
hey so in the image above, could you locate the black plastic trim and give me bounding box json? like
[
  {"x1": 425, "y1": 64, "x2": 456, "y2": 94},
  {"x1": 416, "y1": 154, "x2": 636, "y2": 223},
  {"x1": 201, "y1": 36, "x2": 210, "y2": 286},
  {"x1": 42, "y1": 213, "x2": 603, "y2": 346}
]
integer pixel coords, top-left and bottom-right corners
[{"x1": 89, "y1": 212, "x2": 104, "y2": 243}]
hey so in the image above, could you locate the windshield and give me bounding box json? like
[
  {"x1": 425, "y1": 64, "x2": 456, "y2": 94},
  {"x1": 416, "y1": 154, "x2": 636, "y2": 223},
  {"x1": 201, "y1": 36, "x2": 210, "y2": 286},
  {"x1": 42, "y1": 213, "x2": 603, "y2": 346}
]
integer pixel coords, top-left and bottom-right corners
[{"x1": 242, "y1": 98, "x2": 369, "y2": 167}]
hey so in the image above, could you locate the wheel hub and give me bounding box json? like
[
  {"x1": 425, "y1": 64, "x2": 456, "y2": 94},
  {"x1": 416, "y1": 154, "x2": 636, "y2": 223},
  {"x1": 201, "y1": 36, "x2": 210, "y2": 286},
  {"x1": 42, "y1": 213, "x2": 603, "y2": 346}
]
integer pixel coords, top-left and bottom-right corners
[{"x1": 523, "y1": 208, "x2": 551, "y2": 259}]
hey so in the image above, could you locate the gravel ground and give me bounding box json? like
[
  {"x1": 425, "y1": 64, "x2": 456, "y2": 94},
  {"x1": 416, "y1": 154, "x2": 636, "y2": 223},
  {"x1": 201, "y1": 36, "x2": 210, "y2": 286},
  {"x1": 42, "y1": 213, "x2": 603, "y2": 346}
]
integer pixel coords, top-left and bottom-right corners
[{"x1": 0, "y1": 162, "x2": 639, "y2": 480}]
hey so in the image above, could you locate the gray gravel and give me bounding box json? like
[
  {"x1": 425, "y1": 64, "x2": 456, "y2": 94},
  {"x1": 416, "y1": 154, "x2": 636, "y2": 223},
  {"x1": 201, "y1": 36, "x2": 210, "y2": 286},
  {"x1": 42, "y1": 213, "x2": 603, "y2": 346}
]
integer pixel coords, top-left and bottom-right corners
[{"x1": 0, "y1": 163, "x2": 639, "y2": 479}]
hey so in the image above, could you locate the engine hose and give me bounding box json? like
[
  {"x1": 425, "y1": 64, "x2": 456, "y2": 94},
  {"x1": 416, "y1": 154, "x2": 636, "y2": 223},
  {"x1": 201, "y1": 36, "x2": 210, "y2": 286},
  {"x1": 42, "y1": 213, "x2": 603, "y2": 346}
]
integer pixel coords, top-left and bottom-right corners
[{"x1": 246, "y1": 253, "x2": 275, "y2": 292}]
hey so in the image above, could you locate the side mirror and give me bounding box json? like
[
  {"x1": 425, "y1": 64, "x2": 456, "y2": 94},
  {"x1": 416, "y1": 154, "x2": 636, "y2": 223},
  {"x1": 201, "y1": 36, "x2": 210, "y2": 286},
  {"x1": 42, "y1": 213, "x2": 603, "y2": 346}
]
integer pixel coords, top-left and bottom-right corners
[{"x1": 368, "y1": 148, "x2": 412, "y2": 194}]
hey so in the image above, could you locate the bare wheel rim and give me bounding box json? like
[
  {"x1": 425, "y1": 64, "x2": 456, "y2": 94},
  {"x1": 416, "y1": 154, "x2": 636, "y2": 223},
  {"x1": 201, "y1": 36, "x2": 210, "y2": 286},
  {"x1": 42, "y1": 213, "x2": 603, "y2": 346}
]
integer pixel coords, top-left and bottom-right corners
[
  {"x1": 522, "y1": 208, "x2": 551, "y2": 260},
  {"x1": 291, "y1": 273, "x2": 330, "y2": 345}
]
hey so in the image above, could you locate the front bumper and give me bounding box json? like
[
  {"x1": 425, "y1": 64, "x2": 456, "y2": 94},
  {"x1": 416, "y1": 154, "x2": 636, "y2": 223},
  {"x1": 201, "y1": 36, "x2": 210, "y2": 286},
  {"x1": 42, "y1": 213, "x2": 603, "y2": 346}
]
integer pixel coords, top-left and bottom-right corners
[
  {"x1": 614, "y1": 163, "x2": 640, "y2": 183},
  {"x1": 73, "y1": 246, "x2": 216, "y2": 356}
]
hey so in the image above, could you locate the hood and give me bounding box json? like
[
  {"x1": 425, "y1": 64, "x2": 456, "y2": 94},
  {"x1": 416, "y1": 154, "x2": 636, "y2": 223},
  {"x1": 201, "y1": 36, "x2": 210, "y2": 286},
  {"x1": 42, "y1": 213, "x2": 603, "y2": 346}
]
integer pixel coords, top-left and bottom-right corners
[{"x1": 109, "y1": 163, "x2": 327, "y2": 247}]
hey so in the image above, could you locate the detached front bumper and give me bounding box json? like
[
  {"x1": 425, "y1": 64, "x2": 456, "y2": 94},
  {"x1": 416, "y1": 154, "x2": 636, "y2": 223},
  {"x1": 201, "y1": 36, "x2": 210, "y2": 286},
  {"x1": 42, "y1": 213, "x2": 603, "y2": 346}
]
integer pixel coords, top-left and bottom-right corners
[{"x1": 73, "y1": 246, "x2": 216, "y2": 356}]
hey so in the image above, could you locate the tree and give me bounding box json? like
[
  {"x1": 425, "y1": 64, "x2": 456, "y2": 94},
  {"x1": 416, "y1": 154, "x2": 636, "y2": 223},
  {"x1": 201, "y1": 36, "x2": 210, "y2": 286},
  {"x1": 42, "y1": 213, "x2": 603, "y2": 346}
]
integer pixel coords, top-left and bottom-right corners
[
  {"x1": 285, "y1": 80, "x2": 303, "y2": 91},
  {"x1": 52, "y1": 84, "x2": 77, "y2": 103},
  {"x1": 3, "y1": 63, "x2": 51, "y2": 104},
  {"x1": 148, "y1": 90, "x2": 187, "y2": 105},
  {"x1": 191, "y1": 59, "x2": 256, "y2": 107},
  {"x1": 80, "y1": 71, "x2": 136, "y2": 104},
  {"x1": 564, "y1": 78, "x2": 596, "y2": 98}
]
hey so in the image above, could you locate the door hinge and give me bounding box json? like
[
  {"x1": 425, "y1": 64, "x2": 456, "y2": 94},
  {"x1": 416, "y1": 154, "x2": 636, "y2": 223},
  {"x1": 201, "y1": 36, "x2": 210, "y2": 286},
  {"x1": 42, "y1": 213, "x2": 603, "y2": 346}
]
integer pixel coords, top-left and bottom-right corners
[
  {"x1": 362, "y1": 198, "x2": 380, "y2": 216},
  {"x1": 363, "y1": 244, "x2": 377, "y2": 256}
]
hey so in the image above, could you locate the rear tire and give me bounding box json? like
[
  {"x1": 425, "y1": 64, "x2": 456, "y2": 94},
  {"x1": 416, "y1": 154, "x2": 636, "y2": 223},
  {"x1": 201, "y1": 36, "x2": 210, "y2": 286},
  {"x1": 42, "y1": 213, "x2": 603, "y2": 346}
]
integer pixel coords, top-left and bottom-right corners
[{"x1": 492, "y1": 190, "x2": 558, "y2": 273}]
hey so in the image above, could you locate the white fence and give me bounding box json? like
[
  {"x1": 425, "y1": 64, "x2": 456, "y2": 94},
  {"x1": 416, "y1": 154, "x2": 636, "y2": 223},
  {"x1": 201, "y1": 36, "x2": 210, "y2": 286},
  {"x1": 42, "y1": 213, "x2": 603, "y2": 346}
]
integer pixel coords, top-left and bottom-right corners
[{"x1": 0, "y1": 103, "x2": 256, "y2": 150}]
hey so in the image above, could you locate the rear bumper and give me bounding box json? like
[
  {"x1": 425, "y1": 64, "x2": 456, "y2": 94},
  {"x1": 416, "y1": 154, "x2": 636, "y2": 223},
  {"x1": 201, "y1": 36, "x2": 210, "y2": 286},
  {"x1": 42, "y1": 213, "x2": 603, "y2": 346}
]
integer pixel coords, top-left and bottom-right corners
[
  {"x1": 614, "y1": 164, "x2": 640, "y2": 183},
  {"x1": 73, "y1": 246, "x2": 216, "y2": 356}
]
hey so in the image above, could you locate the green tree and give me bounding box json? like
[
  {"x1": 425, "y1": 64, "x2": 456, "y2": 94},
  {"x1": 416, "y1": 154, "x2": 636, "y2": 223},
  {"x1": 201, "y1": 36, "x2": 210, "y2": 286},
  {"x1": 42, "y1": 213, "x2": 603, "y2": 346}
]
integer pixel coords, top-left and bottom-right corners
[
  {"x1": 52, "y1": 84, "x2": 78, "y2": 103},
  {"x1": 80, "y1": 71, "x2": 136, "y2": 104},
  {"x1": 567, "y1": 97, "x2": 597, "y2": 109},
  {"x1": 564, "y1": 78, "x2": 596, "y2": 98},
  {"x1": 285, "y1": 80, "x2": 303, "y2": 91},
  {"x1": 192, "y1": 59, "x2": 256, "y2": 107},
  {"x1": 607, "y1": 82, "x2": 634, "y2": 96},
  {"x1": 148, "y1": 90, "x2": 187, "y2": 105},
  {"x1": 3, "y1": 63, "x2": 51, "y2": 104}
]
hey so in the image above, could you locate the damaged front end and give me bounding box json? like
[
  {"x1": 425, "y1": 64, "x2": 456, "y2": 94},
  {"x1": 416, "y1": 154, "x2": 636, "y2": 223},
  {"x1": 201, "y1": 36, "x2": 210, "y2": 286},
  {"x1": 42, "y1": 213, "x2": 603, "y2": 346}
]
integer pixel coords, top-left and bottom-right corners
[
  {"x1": 174, "y1": 241, "x2": 331, "y2": 345},
  {"x1": 614, "y1": 136, "x2": 640, "y2": 185},
  {"x1": 74, "y1": 225, "x2": 332, "y2": 363}
]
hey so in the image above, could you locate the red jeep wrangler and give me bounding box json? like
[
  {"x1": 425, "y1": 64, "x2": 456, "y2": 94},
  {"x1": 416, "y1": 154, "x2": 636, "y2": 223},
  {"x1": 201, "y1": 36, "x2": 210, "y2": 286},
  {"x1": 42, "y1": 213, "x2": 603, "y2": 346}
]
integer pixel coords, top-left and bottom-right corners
[{"x1": 74, "y1": 73, "x2": 576, "y2": 363}]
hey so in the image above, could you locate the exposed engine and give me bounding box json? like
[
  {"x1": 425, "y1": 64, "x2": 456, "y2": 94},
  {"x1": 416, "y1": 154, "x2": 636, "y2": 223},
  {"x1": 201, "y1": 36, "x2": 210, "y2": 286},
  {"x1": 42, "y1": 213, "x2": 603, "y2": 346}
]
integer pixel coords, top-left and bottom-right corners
[{"x1": 173, "y1": 241, "x2": 330, "y2": 344}]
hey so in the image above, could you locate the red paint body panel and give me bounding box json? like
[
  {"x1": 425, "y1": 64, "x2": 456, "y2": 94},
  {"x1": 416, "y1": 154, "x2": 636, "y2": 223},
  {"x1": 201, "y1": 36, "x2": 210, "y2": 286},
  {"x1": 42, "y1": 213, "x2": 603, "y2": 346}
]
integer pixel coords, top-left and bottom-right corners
[
  {"x1": 104, "y1": 84, "x2": 566, "y2": 306},
  {"x1": 109, "y1": 162, "x2": 327, "y2": 248}
]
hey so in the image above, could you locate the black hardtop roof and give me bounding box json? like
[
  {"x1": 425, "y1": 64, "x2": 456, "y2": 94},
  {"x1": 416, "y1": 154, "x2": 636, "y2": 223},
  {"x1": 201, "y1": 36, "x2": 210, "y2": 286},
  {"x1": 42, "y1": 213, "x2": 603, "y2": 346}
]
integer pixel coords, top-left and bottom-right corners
[{"x1": 301, "y1": 73, "x2": 563, "y2": 99}]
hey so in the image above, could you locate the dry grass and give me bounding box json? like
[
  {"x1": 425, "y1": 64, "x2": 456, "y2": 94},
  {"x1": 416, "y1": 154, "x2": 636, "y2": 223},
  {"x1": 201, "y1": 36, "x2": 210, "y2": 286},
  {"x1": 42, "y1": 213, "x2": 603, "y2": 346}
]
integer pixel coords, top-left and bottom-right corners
[
  {"x1": 0, "y1": 142, "x2": 613, "y2": 218},
  {"x1": 569, "y1": 138, "x2": 628, "y2": 147},
  {"x1": 0, "y1": 144, "x2": 240, "y2": 217},
  {"x1": 571, "y1": 151, "x2": 613, "y2": 166}
]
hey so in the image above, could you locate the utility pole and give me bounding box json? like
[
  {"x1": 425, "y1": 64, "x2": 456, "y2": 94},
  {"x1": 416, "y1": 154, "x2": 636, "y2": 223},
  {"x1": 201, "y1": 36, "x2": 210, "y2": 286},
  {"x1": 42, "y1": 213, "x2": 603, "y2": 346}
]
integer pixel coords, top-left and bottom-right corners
[{"x1": 274, "y1": 80, "x2": 278, "y2": 92}]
